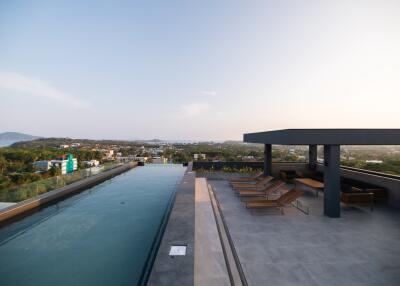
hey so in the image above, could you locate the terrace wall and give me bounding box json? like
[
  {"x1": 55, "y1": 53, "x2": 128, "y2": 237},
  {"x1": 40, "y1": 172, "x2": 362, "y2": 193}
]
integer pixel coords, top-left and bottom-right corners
[
  {"x1": 192, "y1": 161, "x2": 309, "y2": 176},
  {"x1": 192, "y1": 161, "x2": 264, "y2": 170},
  {"x1": 316, "y1": 165, "x2": 400, "y2": 208}
]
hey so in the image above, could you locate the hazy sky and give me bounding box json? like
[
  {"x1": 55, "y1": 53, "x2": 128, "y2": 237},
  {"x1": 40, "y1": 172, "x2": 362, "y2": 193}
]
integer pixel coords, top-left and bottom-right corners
[{"x1": 1, "y1": 0, "x2": 400, "y2": 140}]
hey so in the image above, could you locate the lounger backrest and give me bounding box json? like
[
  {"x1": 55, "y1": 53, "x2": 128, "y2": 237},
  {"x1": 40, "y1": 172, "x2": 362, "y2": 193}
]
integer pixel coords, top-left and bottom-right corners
[
  {"x1": 265, "y1": 180, "x2": 285, "y2": 193},
  {"x1": 284, "y1": 190, "x2": 303, "y2": 204},
  {"x1": 277, "y1": 189, "x2": 303, "y2": 205},
  {"x1": 256, "y1": 176, "x2": 274, "y2": 187},
  {"x1": 288, "y1": 190, "x2": 303, "y2": 204},
  {"x1": 276, "y1": 188, "x2": 295, "y2": 203},
  {"x1": 252, "y1": 172, "x2": 263, "y2": 180}
]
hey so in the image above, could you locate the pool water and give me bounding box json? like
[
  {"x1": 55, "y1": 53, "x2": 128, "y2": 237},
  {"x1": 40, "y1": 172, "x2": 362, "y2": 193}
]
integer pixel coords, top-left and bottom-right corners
[{"x1": 0, "y1": 164, "x2": 185, "y2": 286}]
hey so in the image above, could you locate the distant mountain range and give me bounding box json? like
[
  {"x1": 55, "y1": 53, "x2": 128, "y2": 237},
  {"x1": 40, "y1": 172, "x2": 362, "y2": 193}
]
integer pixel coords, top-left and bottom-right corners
[
  {"x1": 0, "y1": 132, "x2": 41, "y2": 147},
  {"x1": 0, "y1": 132, "x2": 242, "y2": 148}
]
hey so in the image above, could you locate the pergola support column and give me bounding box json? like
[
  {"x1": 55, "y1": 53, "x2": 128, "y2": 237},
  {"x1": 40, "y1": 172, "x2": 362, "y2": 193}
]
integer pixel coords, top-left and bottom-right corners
[
  {"x1": 264, "y1": 144, "x2": 272, "y2": 176},
  {"x1": 309, "y1": 144, "x2": 317, "y2": 171},
  {"x1": 323, "y1": 145, "x2": 341, "y2": 218}
]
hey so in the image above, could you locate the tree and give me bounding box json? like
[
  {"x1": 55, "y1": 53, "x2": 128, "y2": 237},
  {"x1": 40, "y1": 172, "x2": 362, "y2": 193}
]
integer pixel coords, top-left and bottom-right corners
[
  {"x1": 0, "y1": 155, "x2": 6, "y2": 175},
  {"x1": 49, "y1": 166, "x2": 62, "y2": 176}
]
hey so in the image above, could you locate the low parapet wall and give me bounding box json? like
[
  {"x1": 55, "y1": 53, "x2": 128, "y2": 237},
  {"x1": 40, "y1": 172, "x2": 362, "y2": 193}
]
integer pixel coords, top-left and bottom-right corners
[
  {"x1": 270, "y1": 162, "x2": 309, "y2": 177},
  {"x1": 193, "y1": 161, "x2": 264, "y2": 170},
  {"x1": 192, "y1": 161, "x2": 309, "y2": 177},
  {"x1": 316, "y1": 164, "x2": 400, "y2": 208},
  {"x1": 0, "y1": 162, "x2": 137, "y2": 226}
]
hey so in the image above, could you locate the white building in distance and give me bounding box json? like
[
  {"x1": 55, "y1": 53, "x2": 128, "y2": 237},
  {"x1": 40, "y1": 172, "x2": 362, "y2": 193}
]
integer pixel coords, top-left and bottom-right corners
[
  {"x1": 152, "y1": 157, "x2": 168, "y2": 164},
  {"x1": 33, "y1": 154, "x2": 78, "y2": 175},
  {"x1": 82, "y1": 160, "x2": 99, "y2": 167},
  {"x1": 103, "y1": 149, "x2": 114, "y2": 159},
  {"x1": 365, "y1": 160, "x2": 383, "y2": 164},
  {"x1": 194, "y1": 154, "x2": 206, "y2": 160}
]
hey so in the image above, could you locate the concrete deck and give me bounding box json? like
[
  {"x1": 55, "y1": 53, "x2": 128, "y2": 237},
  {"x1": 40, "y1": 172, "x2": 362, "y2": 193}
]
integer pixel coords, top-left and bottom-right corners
[
  {"x1": 210, "y1": 180, "x2": 400, "y2": 286},
  {"x1": 194, "y1": 178, "x2": 230, "y2": 286}
]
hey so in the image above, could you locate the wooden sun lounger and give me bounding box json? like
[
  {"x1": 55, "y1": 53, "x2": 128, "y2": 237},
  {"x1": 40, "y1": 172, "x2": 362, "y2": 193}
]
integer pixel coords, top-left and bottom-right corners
[
  {"x1": 237, "y1": 180, "x2": 285, "y2": 197},
  {"x1": 228, "y1": 171, "x2": 263, "y2": 183},
  {"x1": 232, "y1": 176, "x2": 274, "y2": 191},
  {"x1": 245, "y1": 188, "x2": 304, "y2": 213}
]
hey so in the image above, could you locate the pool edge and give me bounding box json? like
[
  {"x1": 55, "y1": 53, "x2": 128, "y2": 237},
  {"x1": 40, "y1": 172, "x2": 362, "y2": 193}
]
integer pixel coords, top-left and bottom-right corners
[{"x1": 147, "y1": 162, "x2": 195, "y2": 286}]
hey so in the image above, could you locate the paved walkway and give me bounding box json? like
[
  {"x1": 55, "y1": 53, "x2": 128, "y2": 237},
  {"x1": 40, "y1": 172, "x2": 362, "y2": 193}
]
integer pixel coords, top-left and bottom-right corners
[
  {"x1": 210, "y1": 179, "x2": 400, "y2": 286},
  {"x1": 195, "y1": 178, "x2": 230, "y2": 286}
]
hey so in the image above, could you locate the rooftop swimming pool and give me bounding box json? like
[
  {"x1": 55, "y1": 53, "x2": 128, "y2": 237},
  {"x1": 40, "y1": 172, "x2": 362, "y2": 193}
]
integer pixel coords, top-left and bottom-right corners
[{"x1": 0, "y1": 164, "x2": 185, "y2": 286}]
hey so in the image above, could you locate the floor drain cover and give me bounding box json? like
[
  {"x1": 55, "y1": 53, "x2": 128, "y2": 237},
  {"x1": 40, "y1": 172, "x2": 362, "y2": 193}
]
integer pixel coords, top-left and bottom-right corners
[{"x1": 169, "y1": 245, "x2": 187, "y2": 256}]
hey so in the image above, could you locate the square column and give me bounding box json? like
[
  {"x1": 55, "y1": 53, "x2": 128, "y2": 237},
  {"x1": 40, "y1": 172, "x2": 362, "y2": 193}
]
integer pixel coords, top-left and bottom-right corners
[
  {"x1": 264, "y1": 144, "x2": 272, "y2": 176},
  {"x1": 309, "y1": 144, "x2": 317, "y2": 171},
  {"x1": 323, "y1": 145, "x2": 341, "y2": 218}
]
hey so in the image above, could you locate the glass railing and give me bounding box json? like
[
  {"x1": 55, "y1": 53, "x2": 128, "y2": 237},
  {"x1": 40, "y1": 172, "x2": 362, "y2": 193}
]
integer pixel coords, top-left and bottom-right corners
[{"x1": 0, "y1": 162, "x2": 126, "y2": 203}]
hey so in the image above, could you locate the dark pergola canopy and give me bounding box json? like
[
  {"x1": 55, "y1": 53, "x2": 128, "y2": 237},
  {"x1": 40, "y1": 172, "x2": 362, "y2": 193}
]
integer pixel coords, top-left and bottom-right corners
[
  {"x1": 244, "y1": 129, "x2": 400, "y2": 145},
  {"x1": 243, "y1": 129, "x2": 400, "y2": 218}
]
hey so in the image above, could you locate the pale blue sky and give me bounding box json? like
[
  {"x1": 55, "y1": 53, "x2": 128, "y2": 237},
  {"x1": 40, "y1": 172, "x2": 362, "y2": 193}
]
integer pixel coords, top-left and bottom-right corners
[{"x1": 1, "y1": 0, "x2": 400, "y2": 140}]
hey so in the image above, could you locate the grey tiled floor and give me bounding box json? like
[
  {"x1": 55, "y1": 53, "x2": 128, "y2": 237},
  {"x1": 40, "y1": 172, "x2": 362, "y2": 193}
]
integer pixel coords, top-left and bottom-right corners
[{"x1": 210, "y1": 180, "x2": 400, "y2": 286}]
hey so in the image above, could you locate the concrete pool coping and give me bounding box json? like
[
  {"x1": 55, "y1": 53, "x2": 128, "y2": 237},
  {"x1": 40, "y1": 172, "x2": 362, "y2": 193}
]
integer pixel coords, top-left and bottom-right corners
[
  {"x1": 147, "y1": 163, "x2": 196, "y2": 285},
  {"x1": 0, "y1": 162, "x2": 137, "y2": 226}
]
